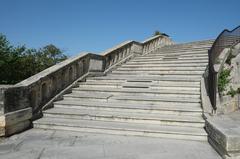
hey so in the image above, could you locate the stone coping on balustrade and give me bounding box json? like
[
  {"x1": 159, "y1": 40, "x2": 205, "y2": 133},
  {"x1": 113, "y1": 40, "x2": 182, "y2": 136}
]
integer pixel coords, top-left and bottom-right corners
[
  {"x1": 101, "y1": 35, "x2": 166, "y2": 56},
  {"x1": 14, "y1": 52, "x2": 92, "y2": 87},
  {"x1": 0, "y1": 85, "x2": 14, "y2": 88},
  {"x1": 206, "y1": 111, "x2": 240, "y2": 159},
  {"x1": 101, "y1": 40, "x2": 135, "y2": 56},
  {"x1": 142, "y1": 35, "x2": 163, "y2": 43}
]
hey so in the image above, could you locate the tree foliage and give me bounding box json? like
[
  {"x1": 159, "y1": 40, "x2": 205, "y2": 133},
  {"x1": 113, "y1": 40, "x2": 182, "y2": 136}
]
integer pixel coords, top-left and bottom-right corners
[{"x1": 0, "y1": 34, "x2": 67, "y2": 84}]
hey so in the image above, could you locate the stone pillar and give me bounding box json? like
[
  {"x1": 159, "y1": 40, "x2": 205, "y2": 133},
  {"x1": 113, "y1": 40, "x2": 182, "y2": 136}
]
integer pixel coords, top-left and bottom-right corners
[
  {"x1": 131, "y1": 42, "x2": 143, "y2": 55},
  {"x1": 88, "y1": 54, "x2": 105, "y2": 76},
  {"x1": 0, "y1": 85, "x2": 32, "y2": 136}
]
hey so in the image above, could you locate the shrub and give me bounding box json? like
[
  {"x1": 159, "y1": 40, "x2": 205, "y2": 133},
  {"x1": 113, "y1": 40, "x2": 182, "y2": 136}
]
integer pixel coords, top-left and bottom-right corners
[
  {"x1": 227, "y1": 86, "x2": 237, "y2": 97},
  {"x1": 218, "y1": 68, "x2": 231, "y2": 93}
]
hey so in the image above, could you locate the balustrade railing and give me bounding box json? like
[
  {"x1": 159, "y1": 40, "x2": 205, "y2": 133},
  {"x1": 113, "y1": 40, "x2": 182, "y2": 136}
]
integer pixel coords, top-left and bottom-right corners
[
  {"x1": 102, "y1": 35, "x2": 173, "y2": 71},
  {"x1": 1, "y1": 34, "x2": 173, "y2": 119}
]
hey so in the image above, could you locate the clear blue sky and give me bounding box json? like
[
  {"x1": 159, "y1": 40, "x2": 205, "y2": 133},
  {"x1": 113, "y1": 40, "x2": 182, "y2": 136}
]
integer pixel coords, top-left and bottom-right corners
[{"x1": 1, "y1": 0, "x2": 239, "y2": 56}]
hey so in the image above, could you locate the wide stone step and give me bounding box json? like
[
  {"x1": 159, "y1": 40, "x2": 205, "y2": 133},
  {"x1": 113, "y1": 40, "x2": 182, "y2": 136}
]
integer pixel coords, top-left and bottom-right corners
[
  {"x1": 83, "y1": 80, "x2": 200, "y2": 88},
  {"x1": 89, "y1": 75, "x2": 202, "y2": 82},
  {"x1": 121, "y1": 63, "x2": 207, "y2": 67},
  {"x1": 53, "y1": 100, "x2": 203, "y2": 116},
  {"x1": 127, "y1": 60, "x2": 208, "y2": 64},
  {"x1": 34, "y1": 117, "x2": 207, "y2": 141},
  {"x1": 158, "y1": 47, "x2": 211, "y2": 52},
  {"x1": 116, "y1": 66, "x2": 206, "y2": 71},
  {"x1": 122, "y1": 83, "x2": 200, "y2": 90},
  {"x1": 43, "y1": 107, "x2": 204, "y2": 127},
  {"x1": 107, "y1": 74, "x2": 202, "y2": 78},
  {"x1": 72, "y1": 87, "x2": 200, "y2": 99},
  {"x1": 139, "y1": 51, "x2": 208, "y2": 56},
  {"x1": 63, "y1": 96, "x2": 201, "y2": 109},
  {"x1": 151, "y1": 49, "x2": 210, "y2": 55},
  {"x1": 142, "y1": 50, "x2": 208, "y2": 58},
  {"x1": 163, "y1": 42, "x2": 213, "y2": 47},
  {"x1": 80, "y1": 81, "x2": 200, "y2": 89},
  {"x1": 156, "y1": 46, "x2": 211, "y2": 52},
  {"x1": 72, "y1": 88, "x2": 200, "y2": 99},
  {"x1": 109, "y1": 95, "x2": 201, "y2": 103},
  {"x1": 77, "y1": 84, "x2": 201, "y2": 92},
  {"x1": 139, "y1": 52, "x2": 208, "y2": 58},
  {"x1": 79, "y1": 82, "x2": 123, "y2": 88},
  {"x1": 110, "y1": 70, "x2": 204, "y2": 75},
  {"x1": 163, "y1": 44, "x2": 212, "y2": 50},
  {"x1": 85, "y1": 79, "x2": 125, "y2": 83},
  {"x1": 135, "y1": 55, "x2": 208, "y2": 60},
  {"x1": 131, "y1": 57, "x2": 208, "y2": 62},
  {"x1": 63, "y1": 93, "x2": 201, "y2": 104}
]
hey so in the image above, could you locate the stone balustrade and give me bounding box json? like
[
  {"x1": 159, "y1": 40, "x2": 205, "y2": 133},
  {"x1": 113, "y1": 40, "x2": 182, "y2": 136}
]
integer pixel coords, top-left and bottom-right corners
[
  {"x1": 102, "y1": 41, "x2": 142, "y2": 72},
  {"x1": 0, "y1": 35, "x2": 173, "y2": 136},
  {"x1": 142, "y1": 35, "x2": 173, "y2": 54}
]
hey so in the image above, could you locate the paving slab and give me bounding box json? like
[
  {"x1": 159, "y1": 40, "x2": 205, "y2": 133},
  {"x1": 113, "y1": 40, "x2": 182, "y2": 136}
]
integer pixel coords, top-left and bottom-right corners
[{"x1": 0, "y1": 128, "x2": 221, "y2": 159}]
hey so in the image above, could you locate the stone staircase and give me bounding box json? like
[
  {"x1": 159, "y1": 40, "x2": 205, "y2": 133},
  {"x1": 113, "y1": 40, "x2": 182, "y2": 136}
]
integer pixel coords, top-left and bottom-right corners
[{"x1": 34, "y1": 40, "x2": 214, "y2": 141}]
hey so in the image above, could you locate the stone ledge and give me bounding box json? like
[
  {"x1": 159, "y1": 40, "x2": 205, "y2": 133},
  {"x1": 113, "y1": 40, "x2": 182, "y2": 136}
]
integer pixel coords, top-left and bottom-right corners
[
  {"x1": 206, "y1": 111, "x2": 240, "y2": 159},
  {"x1": 0, "y1": 107, "x2": 32, "y2": 136}
]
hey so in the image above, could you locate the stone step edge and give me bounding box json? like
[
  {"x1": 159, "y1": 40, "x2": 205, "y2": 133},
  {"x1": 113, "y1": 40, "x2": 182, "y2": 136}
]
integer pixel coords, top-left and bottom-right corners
[
  {"x1": 63, "y1": 94, "x2": 201, "y2": 103},
  {"x1": 53, "y1": 101, "x2": 203, "y2": 112},
  {"x1": 72, "y1": 88, "x2": 201, "y2": 95},
  {"x1": 44, "y1": 108, "x2": 204, "y2": 123},
  {"x1": 34, "y1": 123, "x2": 207, "y2": 141}
]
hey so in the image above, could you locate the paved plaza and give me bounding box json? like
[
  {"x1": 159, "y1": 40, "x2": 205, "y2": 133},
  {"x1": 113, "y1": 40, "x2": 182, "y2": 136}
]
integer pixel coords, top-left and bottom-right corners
[{"x1": 0, "y1": 128, "x2": 220, "y2": 159}]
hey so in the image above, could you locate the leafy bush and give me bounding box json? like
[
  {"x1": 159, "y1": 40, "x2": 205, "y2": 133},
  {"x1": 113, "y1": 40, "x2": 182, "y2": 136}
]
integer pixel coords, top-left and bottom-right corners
[
  {"x1": 218, "y1": 68, "x2": 231, "y2": 93},
  {"x1": 227, "y1": 86, "x2": 237, "y2": 97},
  {"x1": 227, "y1": 87, "x2": 240, "y2": 97}
]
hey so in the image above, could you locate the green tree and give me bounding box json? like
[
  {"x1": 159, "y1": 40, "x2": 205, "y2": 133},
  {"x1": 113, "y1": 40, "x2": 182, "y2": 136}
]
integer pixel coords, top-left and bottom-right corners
[
  {"x1": 0, "y1": 34, "x2": 26, "y2": 84},
  {"x1": 0, "y1": 34, "x2": 67, "y2": 84},
  {"x1": 37, "y1": 44, "x2": 67, "y2": 71}
]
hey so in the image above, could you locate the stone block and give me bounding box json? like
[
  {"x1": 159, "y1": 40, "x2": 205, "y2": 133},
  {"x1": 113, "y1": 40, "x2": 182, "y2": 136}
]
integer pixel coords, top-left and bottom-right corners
[
  {"x1": 4, "y1": 86, "x2": 30, "y2": 113},
  {"x1": 6, "y1": 120, "x2": 31, "y2": 136},
  {"x1": 206, "y1": 113, "x2": 240, "y2": 159},
  {"x1": 131, "y1": 42, "x2": 143, "y2": 55},
  {"x1": 0, "y1": 107, "x2": 32, "y2": 136},
  {"x1": 89, "y1": 59, "x2": 104, "y2": 72}
]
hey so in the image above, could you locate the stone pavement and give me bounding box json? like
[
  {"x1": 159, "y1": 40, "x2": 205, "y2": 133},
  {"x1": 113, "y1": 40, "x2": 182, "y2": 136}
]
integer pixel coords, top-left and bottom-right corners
[{"x1": 0, "y1": 128, "x2": 221, "y2": 159}]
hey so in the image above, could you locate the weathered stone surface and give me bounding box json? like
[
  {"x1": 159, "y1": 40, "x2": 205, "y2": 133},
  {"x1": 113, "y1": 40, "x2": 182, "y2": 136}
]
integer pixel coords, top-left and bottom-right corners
[
  {"x1": 0, "y1": 35, "x2": 172, "y2": 137},
  {"x1": 33, "y1": 40, "x2": 214, "y2": 142},
  {"x1": 0, "y1": 85, "x2": 13, "y2": 114},
  {"x1": 0, "y1": 129, "x2": 221, "y2": 159},
  {"x1": 206, "y1": 111, "x2": 240, "y2": 158},
  {"x1": 213, "y1": 43, "x2": 240, "y2": 114},
  {"x1": 201, "y1": 77, "x2": 214, "y2": 114},
  {"x1": 6, "y1": 120, "x2": 31, "y2": 136},
  {"x1": 0, "y1": 107, "x2": 32, "y2": 136}
]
